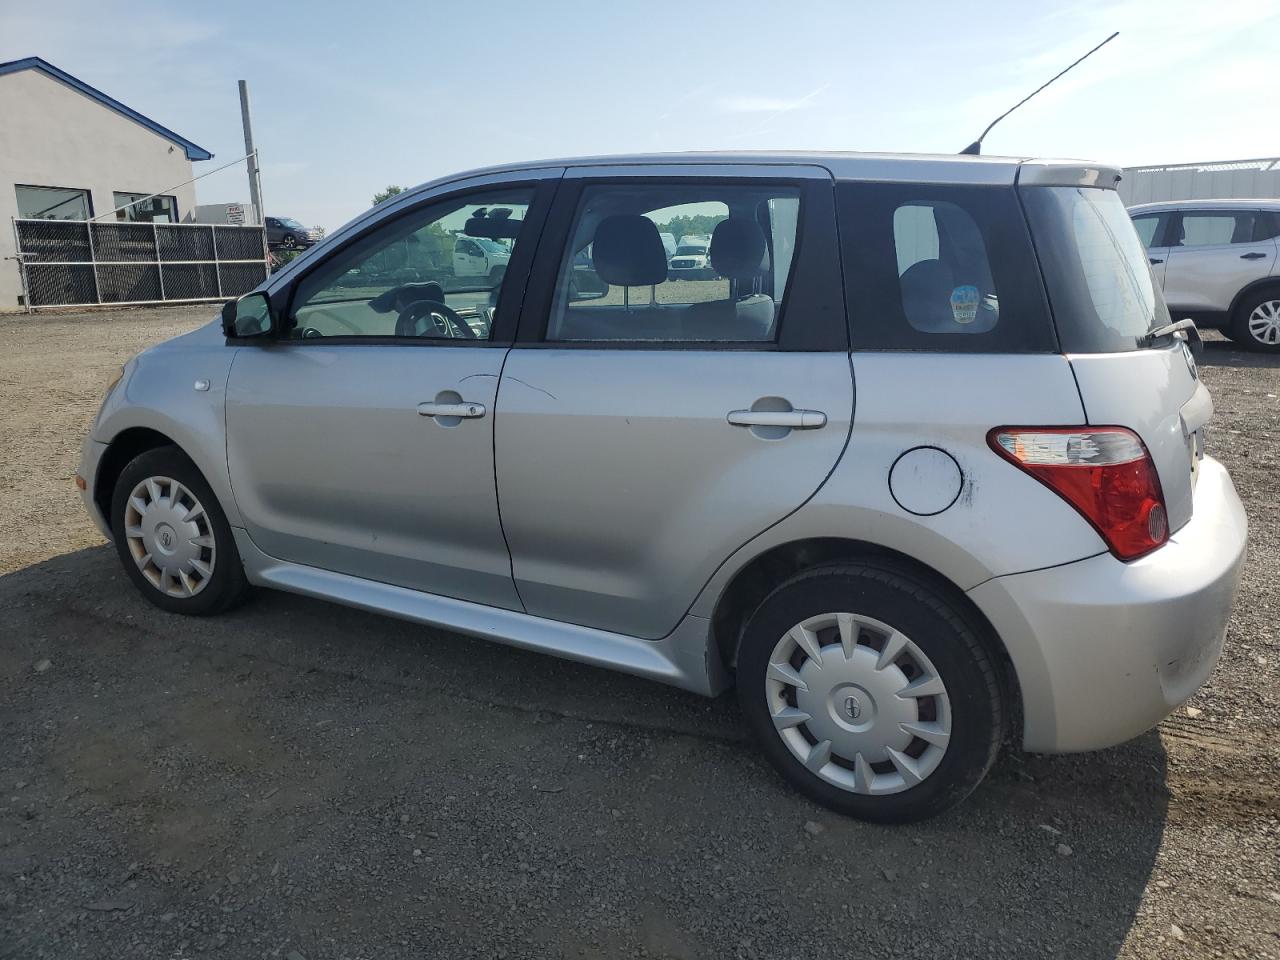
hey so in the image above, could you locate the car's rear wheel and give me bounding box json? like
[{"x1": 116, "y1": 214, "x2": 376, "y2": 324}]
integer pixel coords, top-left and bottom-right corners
[
  {"x1": 736, "y1": 563, "x2": 1004, "y2": 823},
  {"x1": 109, "y1": 446, "x2": 250, "y2": 616},
  {"x1": 1231, "y1": 289, "x2": 1280, "y2": 352}
]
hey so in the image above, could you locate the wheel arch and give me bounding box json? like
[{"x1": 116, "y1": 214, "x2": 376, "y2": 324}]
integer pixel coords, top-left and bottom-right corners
[
  {"x1": 707, "y1": 536, "x2": 1021, "y2": 734},
  {"x1": 1228, "y1": 275, "x2": 1280, "y2": 322},
  {"x1": 94, "y1": 426, "x2": 180, "y2": 521}
]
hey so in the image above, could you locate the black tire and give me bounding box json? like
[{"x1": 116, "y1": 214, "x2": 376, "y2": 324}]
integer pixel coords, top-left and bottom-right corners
[
  {"x1": 736, "y1": 562, "x2": 1004, "y2": 823},
  {"x1": 282, "y1": 234, "x2": 298, "y2": 250},
  {"x1": 488, "y1": 265, "x2": 506, "y2": 285},
  {"x1": 1229, "y1": 287, "x2": 1280, "y2": 353},
  {"x1": 109, "y1": 446, "x2": 250, "y2": 616}
]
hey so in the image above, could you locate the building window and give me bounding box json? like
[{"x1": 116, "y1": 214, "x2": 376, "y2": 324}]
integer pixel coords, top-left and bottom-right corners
[
  {"x1": 15, "y1": 184, "x2": 92, "y2": 220},
  {"x1": 113, "y1": 192, "x2": 178, "y2": 223}
]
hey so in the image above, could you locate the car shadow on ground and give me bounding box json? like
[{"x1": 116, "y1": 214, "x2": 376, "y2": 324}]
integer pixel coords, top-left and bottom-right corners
[
  {"x1": 1, "y1": 546, "x2": 1168, "y2": 959},
  {"x1": 1196, "y1": 337, "x2": 1280, "y2": 369}
]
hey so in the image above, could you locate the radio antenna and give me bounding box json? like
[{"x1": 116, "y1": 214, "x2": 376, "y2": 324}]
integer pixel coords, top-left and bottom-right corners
[{"x1": 960, "y1": 31, "x2": 1119, "y2": 155}]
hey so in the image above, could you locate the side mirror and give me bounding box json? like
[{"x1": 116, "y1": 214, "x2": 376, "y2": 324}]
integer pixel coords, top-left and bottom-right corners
[{"x1": 222, "y1": 292, "x2": 274, "y2": 339}]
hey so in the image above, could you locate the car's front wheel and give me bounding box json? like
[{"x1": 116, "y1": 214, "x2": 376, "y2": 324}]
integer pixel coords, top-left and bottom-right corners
[
  {"x1": 1231, "y1": 288, "x2": 1280, "y2": 352},
  {"x1": 736, "y1": 562, "x2": 1004, "y2": 823},
  {"x1": 109, "y1": 446, "x2": 250, "y2": 616}
]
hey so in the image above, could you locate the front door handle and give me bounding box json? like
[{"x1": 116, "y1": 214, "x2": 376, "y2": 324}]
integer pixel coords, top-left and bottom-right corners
[
  {"x1": 417, "y1": 401, "x2": 486, "y2": 419},
  {"x1": 1148, "y1": 257, "x2": 1163, "y2": 264},
  {"x1": 1241, "y1": 252, "x2": 1268, "y2": 260},
  {"x1": 727, "y1": 409, "x2": 827, "y2": 429}
]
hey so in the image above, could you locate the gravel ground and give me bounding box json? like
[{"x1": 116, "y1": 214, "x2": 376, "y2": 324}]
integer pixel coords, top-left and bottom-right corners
[{"x1": 1, "y1": 306, "x2": 1277, "y2": 960}]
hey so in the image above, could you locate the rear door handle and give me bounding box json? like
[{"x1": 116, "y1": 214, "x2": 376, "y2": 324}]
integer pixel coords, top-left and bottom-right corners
[
  {"x1": 417, "y1": 401, "x2": 486, "y2": 418},
  {"x1": 1241, "y1": 252, "x2": 1268, "y2": 260},
  {"x1": 727, "y1": 409, "x2": 826, "y2": 429},
  {"x1": 1148, "y1": 257, "x2": 1163, "y2": 264}
]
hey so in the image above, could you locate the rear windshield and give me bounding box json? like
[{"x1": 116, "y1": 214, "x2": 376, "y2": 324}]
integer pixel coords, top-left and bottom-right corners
[{"x1": 1020, "y1": 186, "x2": 1170, "y2": 353}]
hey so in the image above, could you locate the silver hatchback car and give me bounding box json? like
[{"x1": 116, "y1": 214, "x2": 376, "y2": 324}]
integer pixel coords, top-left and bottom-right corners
[{"x1": 79, "y1": 153, "x2": 1248, "y2": 823}]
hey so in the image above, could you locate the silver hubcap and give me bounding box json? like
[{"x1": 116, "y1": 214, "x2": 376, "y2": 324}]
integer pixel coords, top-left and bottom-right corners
[
  {"x1": 765, "y1": 613, "x2": 951, "y2": 796},
  {"x1": 123, "y1": 476, "x2": 216, "y2": 597},
  {"x1": 1247, "y1": 300, "x2": 1280, "y2": 345}
]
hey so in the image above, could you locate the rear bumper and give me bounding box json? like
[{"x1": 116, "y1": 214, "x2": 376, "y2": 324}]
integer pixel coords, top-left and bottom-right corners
[{"x1": 968, "y1": 456, "x2": 1247, "y2": 753}]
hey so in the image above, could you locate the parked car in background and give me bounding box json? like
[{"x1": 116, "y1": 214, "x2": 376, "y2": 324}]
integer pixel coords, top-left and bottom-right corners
[
  {"x1": 1129, "y1": 199, "x2": 1280, "y2": 351},
  {"x1": 265, "y1": 216, "x2": 321, "y2": 250},
  {"x1": 80, "y1": 152, "x2": 1246, "y2": 824},
  {"x1": 668, "y1": 235, "x2": 714, "y2": 280},
  {"x1": 453, "y1": 235, "x2": 511, "y2": 281},
  {"x1": 659, "y1": 231, "x2": 677, "y2": 259}
]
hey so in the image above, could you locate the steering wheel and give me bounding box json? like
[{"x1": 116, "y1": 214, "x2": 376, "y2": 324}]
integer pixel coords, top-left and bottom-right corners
[{"x1": 396, "y1": 299, "x2": 477, "y2": 339}]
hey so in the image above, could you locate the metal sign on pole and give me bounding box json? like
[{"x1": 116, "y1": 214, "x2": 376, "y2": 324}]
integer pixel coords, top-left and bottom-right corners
[{"x1": 238, "y1": 80, "x2": 265, "y2": 225}]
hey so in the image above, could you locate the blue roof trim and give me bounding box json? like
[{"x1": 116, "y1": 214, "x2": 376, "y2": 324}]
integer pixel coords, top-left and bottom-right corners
[{"x1": 0, "y1": 56, "x2": 213, "y2": 161}]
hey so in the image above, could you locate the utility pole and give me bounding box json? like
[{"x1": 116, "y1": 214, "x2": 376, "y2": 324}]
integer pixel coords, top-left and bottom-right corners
[{"x1": 238, "y1": 80, "x2": 264, "y2": 224}]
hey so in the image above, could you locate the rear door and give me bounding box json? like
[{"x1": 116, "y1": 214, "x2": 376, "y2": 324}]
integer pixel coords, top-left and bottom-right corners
[
  {"x1": 1021, "y1": 183, "x2": 1206, "y2": 533},
  {"x1": 494, "y1": 164, "x2": 852, "y2": 639},
  {"x1": 1163, "y1": 209, "x2": 1278, "y2": 314}
]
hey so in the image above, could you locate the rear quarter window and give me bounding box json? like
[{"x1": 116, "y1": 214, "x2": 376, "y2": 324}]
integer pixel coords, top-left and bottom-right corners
[{"x1": 837, "y1": 183, "x2": 1055, "y2": 352}]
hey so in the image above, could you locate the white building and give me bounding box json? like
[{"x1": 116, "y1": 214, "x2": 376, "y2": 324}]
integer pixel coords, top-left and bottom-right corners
[
  {"x1": 1119, "y1": 158, "x2": 1280, "y2": 206},
  {"x1": 0, "y1": 56, "x2": 212, "y2": 309}
]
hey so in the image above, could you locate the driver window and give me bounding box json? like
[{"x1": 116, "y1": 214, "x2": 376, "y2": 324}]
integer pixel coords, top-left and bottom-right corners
[{"x1": 286, "y1": 188, "x2": 533, "y2": 340}]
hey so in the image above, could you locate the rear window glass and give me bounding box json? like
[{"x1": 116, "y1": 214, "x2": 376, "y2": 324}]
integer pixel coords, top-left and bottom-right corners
[
  {"x1": 1176, "y1": 212, "x2": 1255, "y2": 247},
  {"x1": 546, "y1": 183, "x2": 801, "y2": 343},
  {"x1": 837, "y1": 183, "x2": 1054, "y2": 352},
  {"x1": 1022, "y1": 186, "x2": 1170, "y2": 353}
]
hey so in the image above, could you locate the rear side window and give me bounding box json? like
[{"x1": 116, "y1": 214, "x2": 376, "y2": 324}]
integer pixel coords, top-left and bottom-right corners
[
  {"x1": 838, "y1": 183, "x2": 1054, "y2": 352},
  {"x1": 546, "y1": 183, "x2": 801, "y2": 343},
  {"x1": 1021, "y1": 186, "x2": 1170, "y2": 353},
  {"x1": 1173, "y1": 211, "x2": 1259, "y2": 247},
  {"x1": 1256, "y1": 212, "x2": 1280, "y2": 242}
]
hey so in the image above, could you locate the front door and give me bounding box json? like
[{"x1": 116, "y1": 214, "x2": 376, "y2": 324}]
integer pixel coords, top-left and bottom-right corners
[
  {"x1": 225, "y1": 174, "x2": 556, "y2": 609},
  {"x1": 1131, "y1": 210, "x2": 1170, "y2": 288},
  {"x1": 495, "y1": 166, "x2": 854, "y2": 639},
  {"x1": 1163, "y1": 209, "x2": 1278, "y2": 314}
]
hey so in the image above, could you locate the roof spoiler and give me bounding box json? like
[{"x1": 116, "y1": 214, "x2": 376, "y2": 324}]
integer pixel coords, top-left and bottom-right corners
[{"x1": 1016, "y1": 162, "x2": 1123, "y2": 189}]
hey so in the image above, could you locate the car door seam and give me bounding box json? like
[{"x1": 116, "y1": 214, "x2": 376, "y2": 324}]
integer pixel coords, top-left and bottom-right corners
[{"x1": 492, "y1": 344, "x2": 528, "y2": 614}]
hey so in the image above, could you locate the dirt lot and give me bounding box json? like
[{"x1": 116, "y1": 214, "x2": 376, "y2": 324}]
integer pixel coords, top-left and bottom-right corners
[{"x1": 1, "y1": 306, "x2": 1278, "y2": 960}]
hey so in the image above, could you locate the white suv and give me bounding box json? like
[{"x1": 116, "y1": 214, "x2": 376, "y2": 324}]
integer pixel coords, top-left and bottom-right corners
[
  {"x1": 1129, "y1": 199, "x2": 1280, "y2": 350},
  {"x1": 78, "y1": 153, "x2": 1247, "y2": 823},
  {"x1": 667, "y1": 236, "x2": 714, "y2": 279}
]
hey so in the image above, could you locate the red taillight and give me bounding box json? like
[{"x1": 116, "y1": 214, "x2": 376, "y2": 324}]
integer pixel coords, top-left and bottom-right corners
[{"x1": 988, "y1": 427, "x2": 1168, "y2": 561}]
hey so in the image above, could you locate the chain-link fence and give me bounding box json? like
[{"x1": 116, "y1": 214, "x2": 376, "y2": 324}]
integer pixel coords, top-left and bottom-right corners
[{"x1": 11, "y1": 218, "x2": 268, "y2": 310}]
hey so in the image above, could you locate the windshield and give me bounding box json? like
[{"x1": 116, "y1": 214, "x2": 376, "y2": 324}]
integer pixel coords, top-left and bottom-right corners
[
  {"x1": 280, "y1": 218, "x2": 304, "y2": 229},
  {"x1": 675, "y1": 245, "x2": 705, "y2": 256},
  {"x1": 1021, "y1": 186, "x2": 1170, "y2": 352},
  {"x1": 472, "y1": 237, "x2": 509, "y2": 255}
]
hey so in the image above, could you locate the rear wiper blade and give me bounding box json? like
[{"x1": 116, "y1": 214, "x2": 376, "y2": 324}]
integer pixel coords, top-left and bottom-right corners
[{"x1": 1142, "y1": 317, "x2": 1203, "y2": 355}]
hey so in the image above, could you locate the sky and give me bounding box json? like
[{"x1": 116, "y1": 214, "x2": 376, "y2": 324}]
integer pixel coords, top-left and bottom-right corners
[{"x1": 3, "y1": 0, "x2": 1278, "y2": 233}]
